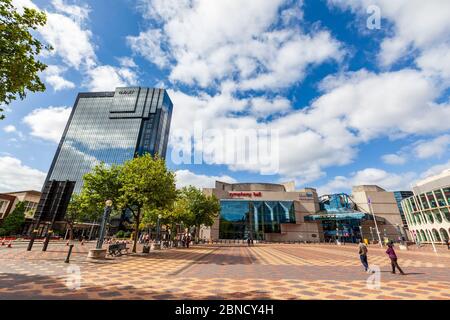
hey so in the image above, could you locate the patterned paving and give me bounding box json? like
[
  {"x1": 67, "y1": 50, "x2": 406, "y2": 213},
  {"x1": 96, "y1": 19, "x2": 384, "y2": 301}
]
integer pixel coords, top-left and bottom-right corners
[{"x1": 0, "y1": 241, "x2": 449, "y2": 300}]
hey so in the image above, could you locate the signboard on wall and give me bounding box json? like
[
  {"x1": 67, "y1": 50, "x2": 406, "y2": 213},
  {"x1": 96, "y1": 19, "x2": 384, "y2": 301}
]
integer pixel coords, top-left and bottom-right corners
[{"x1": 229, "y1": 192, "x2": 262, "y2": 198}]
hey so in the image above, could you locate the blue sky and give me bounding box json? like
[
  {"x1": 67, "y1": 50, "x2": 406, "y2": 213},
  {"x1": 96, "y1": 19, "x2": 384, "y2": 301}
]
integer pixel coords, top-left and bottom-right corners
[{"x1": 1, "y1": 0, "x2": 449, "y2": 194}]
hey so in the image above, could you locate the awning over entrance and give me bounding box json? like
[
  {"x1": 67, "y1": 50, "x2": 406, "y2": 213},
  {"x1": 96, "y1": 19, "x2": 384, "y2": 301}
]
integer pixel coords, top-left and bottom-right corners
[{"x1": 305, "y1": 212, "x2": 366, "y2": 221}]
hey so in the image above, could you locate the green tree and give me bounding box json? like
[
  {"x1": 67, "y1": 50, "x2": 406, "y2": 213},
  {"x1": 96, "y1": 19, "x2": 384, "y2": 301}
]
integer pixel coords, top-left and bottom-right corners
[
  {"x1": 118, "y1": 154, "x2": 177, "y2": 253},
  {"x1": 65, "y1": 193, "x2": 99, "y2": 240},
  {"x1": 0, "y1": 0, "x2": 51, "y2": 119},
  {"x1": 178, "y1": 186, "x2": 220, "y2": 242},
  {"x1": 80, "y1": 162, "x2": 123, "y2": 214},
  {"x1": 0, "y1": 201, "x2": 25, "y2": 235}
]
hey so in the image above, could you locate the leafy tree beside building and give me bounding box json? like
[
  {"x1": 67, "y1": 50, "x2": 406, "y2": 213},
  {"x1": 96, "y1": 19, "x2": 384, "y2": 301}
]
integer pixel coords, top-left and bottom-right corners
[
  {"x1": 0, "y1": 0, "x2": 51, "y2": 119},
  {"x1": 0, "y1": 201, "x2": 26, "y2": 236}
]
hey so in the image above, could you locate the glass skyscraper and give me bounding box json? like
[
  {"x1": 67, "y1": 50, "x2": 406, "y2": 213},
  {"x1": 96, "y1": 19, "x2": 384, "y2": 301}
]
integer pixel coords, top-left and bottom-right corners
[{"x1": 46, "y1": 87, "x2": 173, "y2": 193}]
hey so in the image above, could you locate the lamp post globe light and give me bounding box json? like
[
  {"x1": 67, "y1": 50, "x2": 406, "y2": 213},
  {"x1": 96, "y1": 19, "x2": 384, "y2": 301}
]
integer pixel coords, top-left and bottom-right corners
[{"x1": 88, "y1": 200, "x2": 113, "y2": 260}]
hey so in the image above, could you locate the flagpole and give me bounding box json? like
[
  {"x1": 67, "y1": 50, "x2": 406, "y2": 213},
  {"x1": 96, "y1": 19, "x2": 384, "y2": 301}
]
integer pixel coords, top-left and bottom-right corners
[{"x1": 368, "y1": 197, "x2": 383, "y2": 248}]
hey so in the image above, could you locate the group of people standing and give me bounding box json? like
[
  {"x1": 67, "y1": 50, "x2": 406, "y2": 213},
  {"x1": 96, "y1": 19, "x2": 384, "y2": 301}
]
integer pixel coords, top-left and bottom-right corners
[{"x1": 358, "y1": 240, "x2": 405, "y2": 275}]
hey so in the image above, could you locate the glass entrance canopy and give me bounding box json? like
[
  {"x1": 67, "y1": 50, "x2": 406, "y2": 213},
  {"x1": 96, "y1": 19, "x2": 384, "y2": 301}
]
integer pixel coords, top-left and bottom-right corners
[{"x1": 219, "y1": 200, "x2": 296, "y2": 240}]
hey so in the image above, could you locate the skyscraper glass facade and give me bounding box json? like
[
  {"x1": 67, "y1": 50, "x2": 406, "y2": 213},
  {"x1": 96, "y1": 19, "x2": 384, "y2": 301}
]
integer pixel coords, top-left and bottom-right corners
[
  {"x1": 47, "y1": 87, "x2": 173, "y2": 193},
  {"x1": 219, "y1": 200, "x2": 296, "y2": 240}
]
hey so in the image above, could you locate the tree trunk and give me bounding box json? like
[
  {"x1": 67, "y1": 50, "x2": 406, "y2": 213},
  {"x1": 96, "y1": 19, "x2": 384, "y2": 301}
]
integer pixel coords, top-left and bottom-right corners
[
  {"x1": 132, "y1": 208, "x2": 140, "y2": 253},
  {"x1": 67, "y1": 222, "x2": 74, "y2": 241},
  {"x1": 196, "y1": 224, "x2": 200, "y2": 243}
]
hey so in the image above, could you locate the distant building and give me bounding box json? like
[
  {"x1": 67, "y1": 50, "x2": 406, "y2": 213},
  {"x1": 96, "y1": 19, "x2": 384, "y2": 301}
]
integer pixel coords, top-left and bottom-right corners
[
  {"x1": 204, "y1": 181, "x2": 323, "y2": 242},
  {"x1": 352, "y1": 185, "x2": 406, "y2": 241},
  {"x1": 401, "y1": 169, "x2": 450, "y2": 244},
  {"x1": 0, "y1": 190, "x2": 41, "y2": 233},
  {"x1": 393, "y1": 191, "x2": 414, "y2": 231}
]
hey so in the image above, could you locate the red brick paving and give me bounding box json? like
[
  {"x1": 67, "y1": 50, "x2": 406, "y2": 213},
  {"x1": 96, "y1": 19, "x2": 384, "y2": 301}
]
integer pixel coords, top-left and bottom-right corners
[{"x1": 0, "y1": 242, "x2": 449, "y2": 300}]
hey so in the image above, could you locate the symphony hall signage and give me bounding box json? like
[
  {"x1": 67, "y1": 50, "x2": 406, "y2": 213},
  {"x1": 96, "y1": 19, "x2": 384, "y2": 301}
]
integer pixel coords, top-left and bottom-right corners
[{"x1": 229, "y1": 192, "x2": 262, "y2": 198}]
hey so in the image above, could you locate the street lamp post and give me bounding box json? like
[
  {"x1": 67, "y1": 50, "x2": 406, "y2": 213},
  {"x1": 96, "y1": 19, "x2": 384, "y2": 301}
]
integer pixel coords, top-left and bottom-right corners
[
  {"x1": 369, "y1": 227, "x2": 375, "y2": 243},
  {"x1": 87, "y1": 200, "x2": 112, "y2": 259},
  {"x1": 336, "y1": 223, "x2": 340, "y2": 244},
  {"x1": 395, "y1": 224, "x2": 403, "y2": 244},
  {"x1": 368, "y1": 197, "x2": 383, "y2": 247},
  {"x1": 96, "y1": 200, "x2": 113, "y2": 250},
  {"x1": 156, "y1": 214, "x2": 162, "y2": 244}
]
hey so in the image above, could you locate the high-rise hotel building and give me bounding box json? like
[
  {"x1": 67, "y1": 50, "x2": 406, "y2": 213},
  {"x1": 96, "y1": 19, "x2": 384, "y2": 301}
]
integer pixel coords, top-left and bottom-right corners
[
  {"x1": 32, "y1": 87, "x2": 173, "y2": 229},
  {"x1": 46, "y1": 87, "x2": 173, "y2": 193}
]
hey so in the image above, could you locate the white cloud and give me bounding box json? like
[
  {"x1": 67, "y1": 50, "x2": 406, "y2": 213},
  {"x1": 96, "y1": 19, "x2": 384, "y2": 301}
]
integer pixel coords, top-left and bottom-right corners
[
  {"x1": 3, "y1": 125, "x2": 17, "y2": 133},
  {"x1": 39, "y1": 5, "x2": 96, "y2": 69},
  {"x1": 13, "y1": 0, "x2": 138, "y2": 93},
  {"x1": 168, "y1": 66, "x2": 450, "y2": 185},
  {"x1": 328, "y1": 0, "x2": 450, "y2": 67},
  {"x1": 309, "y1": 69, "x2": 450, "y2": 140},
  {"x1": 413, "y1": 135, "x2": 450, "y2": 159},
  {"x1": 43, "y1": 65, "x2": 75, "y2": 91},
  {"x1": 381, "y1": 154, "x2": 406, "y2": 165},
  {"x1": 249, "y1": 96, "x2": 291, "y2": 118},
  {"x1": 23, "y1": 106, "x2": 71, "y2": 143},
  {"x1": 84, "y1": 65, "x2": 138, "y2": 92},
  {"x1": 318, "y1": 168, "x2": 417, "y2": 195},
  {"x1": 131, "y1": 0, "x2": 344, "y2": 90},
  {"x1": 175, "y1": 169, "x2": 237, "y2": 189},
  {"x1": 420, "y1": 160, "x2": 450, "y2": 180},
  {"x1": 51, "y1": 0, "x2": 90, "y2": 23},
  {"x1": 0, "y1": 156, "x2": 46, "y2": 192},
  {"x1": 118, "y1": 57, "x2": 138, "y2": 69},
  {"x1": 416, "y1": 43, "x2": 450, "y2": 82},
  {"x1": 11, "y1": 0, "x2": 38, "y2": 11},
  {"x1": 127, "y1": 29, "x2": 169, "y2": 68}
]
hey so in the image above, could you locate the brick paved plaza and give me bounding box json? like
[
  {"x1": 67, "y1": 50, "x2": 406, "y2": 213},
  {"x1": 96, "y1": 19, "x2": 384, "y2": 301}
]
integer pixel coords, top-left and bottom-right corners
[{"x1": 0, "y1": 241, "x2": 449, "y2": 300}]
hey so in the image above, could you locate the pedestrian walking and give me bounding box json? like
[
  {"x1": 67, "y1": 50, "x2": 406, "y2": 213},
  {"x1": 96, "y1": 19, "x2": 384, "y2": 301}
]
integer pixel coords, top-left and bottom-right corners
[
  {"x1": 186, "y1": 233, "x2": 191, "y2": 248},
  {"x1": 447, "y1": 239, "x2": 450, "y2": 250},
  {"x1": 386, "y1": 241, "x2": 405, "y2": 275},
  {"x1": 358, "y1": 239, "x2": 369, "y2": 272},
  {"x1": 247, "y1": 238, "x2": 251, "y2": 247}
]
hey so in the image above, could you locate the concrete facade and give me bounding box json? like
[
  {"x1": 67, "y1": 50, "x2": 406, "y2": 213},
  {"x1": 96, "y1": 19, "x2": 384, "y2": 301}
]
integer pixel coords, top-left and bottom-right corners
[
  {"x1": 351, "y1": 185, "x2": 406, "y2": 241},
  {"x1": 204, "y1": 181, "x2": 323, "y2": 242}
]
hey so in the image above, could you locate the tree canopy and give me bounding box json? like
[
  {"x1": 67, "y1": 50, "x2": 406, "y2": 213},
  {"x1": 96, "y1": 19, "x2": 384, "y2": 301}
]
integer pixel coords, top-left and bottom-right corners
[
  {"x1": 176, "y1": 186, "x2": 220, "y2": 241},
  {"x1": 0, "y1": 0, "x2": 51, "y2": 119},
  {"x1": 68, "y1": 155, "x2": 219, "y2": 249},
  {"x1": 118, "y1": 154, "x2": 177, "y2": 252},
  {"x1": 65, "y1": 193, "x2": 99, "y2": 240},
  {"x1": 0, "y1": 201, "x2": 25, "y2": 236}
]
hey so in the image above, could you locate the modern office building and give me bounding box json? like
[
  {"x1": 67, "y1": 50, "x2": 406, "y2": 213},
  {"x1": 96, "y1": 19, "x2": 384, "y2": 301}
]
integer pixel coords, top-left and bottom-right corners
[
  {"x1": 204, "y1": 181, "x2": 324, "y2": 242},
  {"x1": 46, "y1": 87, "x2": 173, "y2": 193},
  {"x1": 401, "y1": 169, "x2": 450, "y2": 244},
  {"x1": 32, "y1": 87, "x2": 173, "y2": 232}
]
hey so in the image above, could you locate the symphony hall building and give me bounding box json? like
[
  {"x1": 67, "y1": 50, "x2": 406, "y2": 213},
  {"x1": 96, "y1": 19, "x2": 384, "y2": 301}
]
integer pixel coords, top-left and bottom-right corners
[{"x1": 203, "y1": 181, "x2": 324, "y2": 242}]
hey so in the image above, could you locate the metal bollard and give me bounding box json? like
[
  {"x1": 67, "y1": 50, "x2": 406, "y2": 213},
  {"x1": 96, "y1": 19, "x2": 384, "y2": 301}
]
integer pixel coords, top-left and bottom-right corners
[{"x1": 65, "y1": 244, "x2": 74, "y2": 263}]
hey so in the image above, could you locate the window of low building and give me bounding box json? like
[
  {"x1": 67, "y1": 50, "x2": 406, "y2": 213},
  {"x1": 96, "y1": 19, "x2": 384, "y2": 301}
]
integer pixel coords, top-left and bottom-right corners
[{"x1": 434, "y1": 189, "x2": 447, "y2": 207}]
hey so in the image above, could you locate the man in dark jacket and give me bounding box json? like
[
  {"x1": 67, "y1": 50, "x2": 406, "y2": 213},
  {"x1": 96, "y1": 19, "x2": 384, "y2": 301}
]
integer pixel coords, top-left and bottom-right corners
[{"x1": 386, "y1": 241, "x2": 405, "y2": 275}]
